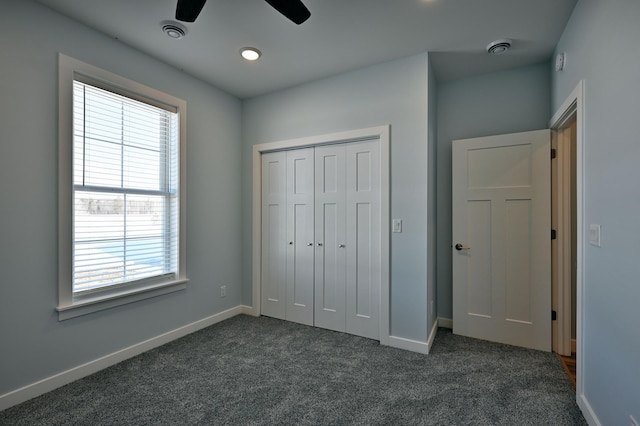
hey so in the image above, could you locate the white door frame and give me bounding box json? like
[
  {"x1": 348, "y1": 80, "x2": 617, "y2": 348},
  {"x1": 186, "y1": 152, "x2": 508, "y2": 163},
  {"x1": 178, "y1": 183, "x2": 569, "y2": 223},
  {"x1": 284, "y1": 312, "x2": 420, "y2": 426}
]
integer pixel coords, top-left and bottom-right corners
[
  {"x1": 549, "y1": 81, "x2": 586, "y2": 406},
  {"x1": 251, "y1": 126, "x2": 390, "y2": 345}
]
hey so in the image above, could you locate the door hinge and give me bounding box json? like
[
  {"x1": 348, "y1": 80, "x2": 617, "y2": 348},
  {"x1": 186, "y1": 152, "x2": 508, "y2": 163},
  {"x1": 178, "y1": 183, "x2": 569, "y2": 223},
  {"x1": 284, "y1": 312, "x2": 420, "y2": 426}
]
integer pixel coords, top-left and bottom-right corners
[
  {"x1": 552, "y1": 310, "x2": 557, "y2": 321},
  {"x1": 551, "y1": 148, "x2": 557, "y2": 159},
  {"x1": 551, "y1": 229, "x2": 557, "y2": 240}
]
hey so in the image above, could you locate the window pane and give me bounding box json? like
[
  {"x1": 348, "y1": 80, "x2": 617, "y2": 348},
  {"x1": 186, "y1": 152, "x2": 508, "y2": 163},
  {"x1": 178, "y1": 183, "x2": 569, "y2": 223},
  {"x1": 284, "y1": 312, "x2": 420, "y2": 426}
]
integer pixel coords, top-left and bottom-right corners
[
  {"x1": 123, "y1": 145, "x2": 161, "y2": 191},
  {"x1": 74, "y1": 240, "x2": 125, "y2": 291},
  {"x1": 84, "y1": 138, "x2": 123, "y2": 187},
  {"x1": 125, "y1": 194, "x2": 164, "y2": 238},
  {"x1": 75, "y1": 192, "x2": 125, "y2": 241},
  {"x1": 85, "y1": 95, "x2": 123, "y2": 145},
  {"x1": 74, "y1": 193, "x2": 126, "y2": 291},
  {"x1": 123, "y1": 103, "x2": 168, "y2": 151}
]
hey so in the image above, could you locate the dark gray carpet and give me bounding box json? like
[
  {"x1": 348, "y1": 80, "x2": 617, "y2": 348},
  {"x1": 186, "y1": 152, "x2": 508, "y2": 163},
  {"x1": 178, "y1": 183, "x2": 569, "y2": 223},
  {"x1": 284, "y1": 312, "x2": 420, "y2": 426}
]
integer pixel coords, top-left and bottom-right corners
[{"x1": 0, "y1": 315, "x2": 586, "y2": 425}]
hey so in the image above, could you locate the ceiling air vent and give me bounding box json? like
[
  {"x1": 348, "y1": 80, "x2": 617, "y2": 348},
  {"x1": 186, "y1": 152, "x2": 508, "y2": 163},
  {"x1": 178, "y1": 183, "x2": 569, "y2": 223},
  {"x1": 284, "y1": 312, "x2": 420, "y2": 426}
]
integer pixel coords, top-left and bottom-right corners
[
  {"x1": 161, "y1": 21, "x2": 188, "y2": 39},
  {"x1": 486, "y1": 39, "x2": 512, "y2": 55}
]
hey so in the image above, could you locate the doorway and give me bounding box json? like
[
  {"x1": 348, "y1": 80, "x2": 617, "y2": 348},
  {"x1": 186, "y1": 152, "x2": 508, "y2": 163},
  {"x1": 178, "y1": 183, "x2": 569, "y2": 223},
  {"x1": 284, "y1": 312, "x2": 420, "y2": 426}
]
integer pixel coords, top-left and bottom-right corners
[
  {"x1": 549, "y1": 81, "x2": 585, "y2": 395},
  {"x1": 552, "y1": 114, "x2": 577, "y2": 386}
]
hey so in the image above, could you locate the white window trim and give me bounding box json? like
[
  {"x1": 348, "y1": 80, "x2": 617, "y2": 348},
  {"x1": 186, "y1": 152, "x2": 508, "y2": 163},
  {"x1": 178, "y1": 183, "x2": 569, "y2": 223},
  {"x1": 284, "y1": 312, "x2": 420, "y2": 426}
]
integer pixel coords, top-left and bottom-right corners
[{"x1": 57, "y1": 53, "x2": 188, "y2": 320}]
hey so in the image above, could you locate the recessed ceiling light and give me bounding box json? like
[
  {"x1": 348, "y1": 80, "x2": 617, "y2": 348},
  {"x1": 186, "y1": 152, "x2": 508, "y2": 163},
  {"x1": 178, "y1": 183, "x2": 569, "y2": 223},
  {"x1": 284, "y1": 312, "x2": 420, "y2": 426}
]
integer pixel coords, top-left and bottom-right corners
[
  {"x1": 240, "y1": 47, "x2": 261, "y2": 61},
  {"x1": 161, "y1": 21, "x2": 187, "y2": 39}
]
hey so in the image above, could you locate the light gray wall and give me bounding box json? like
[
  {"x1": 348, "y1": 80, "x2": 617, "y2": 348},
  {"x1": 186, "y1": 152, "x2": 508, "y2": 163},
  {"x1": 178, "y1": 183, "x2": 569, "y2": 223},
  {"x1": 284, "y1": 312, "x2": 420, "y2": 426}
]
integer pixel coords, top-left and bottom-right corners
[
  {"x1": 242, "y1": 54, "x2": 431, "y2": 342},
  {"x1": 0, "y1": 0, "x2": 242, "y2": 395},
  {"x1": 435, "y1": 63, "x2": 551, "y2": 320},
  {"x1": 551, "y1": 0, "x2": 640, "y2": 423}
]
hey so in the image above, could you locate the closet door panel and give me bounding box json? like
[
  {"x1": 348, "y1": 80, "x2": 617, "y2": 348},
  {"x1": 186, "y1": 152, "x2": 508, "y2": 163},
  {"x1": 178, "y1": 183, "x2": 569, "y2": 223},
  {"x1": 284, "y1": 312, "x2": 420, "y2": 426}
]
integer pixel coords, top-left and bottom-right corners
[
  {"x1": 314, "y1": 145, "x2": 346, "y2": 332},
  {"x1": 286, "y1": 149, "x2": 315, "y2": 325},
  {"x1": 261, "y1": 152, "x2": 287, "y2": 320},
  {"x1": 346, "y1": 140, "x2": 380, "y2": 340}
]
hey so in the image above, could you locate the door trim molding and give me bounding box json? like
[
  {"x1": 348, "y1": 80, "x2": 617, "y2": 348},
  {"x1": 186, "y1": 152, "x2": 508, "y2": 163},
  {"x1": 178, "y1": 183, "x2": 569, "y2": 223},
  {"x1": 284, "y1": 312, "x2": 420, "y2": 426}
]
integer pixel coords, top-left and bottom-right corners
[
  {"x1": 251, "y1": 126, "x2": 391, "y2": 345},
  {"x1": 549, "y1": 80, "x2": 589, "y2": 419}
]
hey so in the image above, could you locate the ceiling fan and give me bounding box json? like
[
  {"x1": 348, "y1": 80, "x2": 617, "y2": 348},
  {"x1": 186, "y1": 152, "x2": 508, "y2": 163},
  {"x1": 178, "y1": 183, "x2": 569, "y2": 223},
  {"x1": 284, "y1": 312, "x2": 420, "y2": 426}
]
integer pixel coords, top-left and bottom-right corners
[{"x1": 175, "y1": 0, "x2": 311, "y2": 25}]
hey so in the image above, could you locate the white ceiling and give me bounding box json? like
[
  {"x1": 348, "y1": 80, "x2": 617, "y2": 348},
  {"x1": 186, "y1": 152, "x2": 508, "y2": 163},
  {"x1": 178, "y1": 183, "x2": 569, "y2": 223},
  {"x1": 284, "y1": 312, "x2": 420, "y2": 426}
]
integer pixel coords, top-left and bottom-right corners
[{"x1": 36, "y1": 0, "x2": 577, "y2": 99}]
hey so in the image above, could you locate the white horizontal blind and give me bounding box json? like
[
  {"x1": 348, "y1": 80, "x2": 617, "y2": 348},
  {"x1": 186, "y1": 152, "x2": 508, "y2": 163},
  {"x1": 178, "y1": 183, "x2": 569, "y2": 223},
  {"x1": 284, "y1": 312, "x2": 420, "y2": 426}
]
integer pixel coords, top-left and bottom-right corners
[{"x1": 72, "y1": 80, "x2": 179, "y2": 294}]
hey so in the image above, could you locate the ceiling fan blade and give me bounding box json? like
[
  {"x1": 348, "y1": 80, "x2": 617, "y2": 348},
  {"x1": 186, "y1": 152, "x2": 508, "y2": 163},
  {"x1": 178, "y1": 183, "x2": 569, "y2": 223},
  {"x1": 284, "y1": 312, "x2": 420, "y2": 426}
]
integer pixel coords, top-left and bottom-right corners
[
  {"x1": 264, "y1": 0, "x2": 310, "y2": 25},
  {"x1": 176, "y1": 0, "x2": 207, "y2": 22}
]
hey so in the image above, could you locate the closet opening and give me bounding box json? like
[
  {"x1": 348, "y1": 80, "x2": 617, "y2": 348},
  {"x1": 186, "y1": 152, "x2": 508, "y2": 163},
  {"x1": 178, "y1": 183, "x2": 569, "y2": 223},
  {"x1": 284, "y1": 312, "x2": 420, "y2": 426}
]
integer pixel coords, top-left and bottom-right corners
[{"x1": 251, "y1": 126, "x2": 390, "y2": 344}]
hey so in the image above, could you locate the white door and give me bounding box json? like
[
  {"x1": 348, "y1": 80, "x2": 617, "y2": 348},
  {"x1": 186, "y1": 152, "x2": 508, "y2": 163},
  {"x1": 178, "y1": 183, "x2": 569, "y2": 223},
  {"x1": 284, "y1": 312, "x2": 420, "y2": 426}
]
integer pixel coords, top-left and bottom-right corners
[
  {"x1": 345, "y1": 140, "x2": 380, "y2": 340},
  {"x1": 261, "y1": 152, "x2": 287, "y2": 319},
  {"x1": 452, "y1": 130, "x2": 551, "y2": 351},
  {"x1": 314, "y1": 145, "x2": 347, "y2": 332},
  {"x1": 285, "y1": 149, "x2": 315, "y2": 325},
  {"x1": 261, "y1": 149, "x2": 314, "y2": 325},
  {"x1": 314, "y1": 140, "x2": 380, "y2": 339}
]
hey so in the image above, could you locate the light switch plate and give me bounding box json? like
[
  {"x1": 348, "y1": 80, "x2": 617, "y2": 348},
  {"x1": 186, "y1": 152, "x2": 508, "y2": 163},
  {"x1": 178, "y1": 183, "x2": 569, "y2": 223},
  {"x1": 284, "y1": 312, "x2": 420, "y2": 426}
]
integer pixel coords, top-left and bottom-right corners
[
  {"x1": 589, "y1": 224, "x2": 601, "y2": 247},
  {"x1": 392, "y1": 219, "x2": 402, "y2": 233}
]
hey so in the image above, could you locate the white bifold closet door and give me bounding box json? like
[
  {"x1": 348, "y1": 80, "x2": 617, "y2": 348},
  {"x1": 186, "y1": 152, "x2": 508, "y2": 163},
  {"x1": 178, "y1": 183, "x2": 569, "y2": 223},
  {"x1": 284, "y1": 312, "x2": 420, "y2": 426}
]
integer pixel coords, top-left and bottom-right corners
[
  {"x1": 315, "y1": 141, "x2": 380, "y2": 339},
  {"x1": 261, "y1": 149, "x2": 315, "y2": 326},
  {"x1": 261, "y1": 140, "x2": 380, "y2": 340},
  {"x1": 313, "y1": 145, "x2": 347, "y2": 332}
]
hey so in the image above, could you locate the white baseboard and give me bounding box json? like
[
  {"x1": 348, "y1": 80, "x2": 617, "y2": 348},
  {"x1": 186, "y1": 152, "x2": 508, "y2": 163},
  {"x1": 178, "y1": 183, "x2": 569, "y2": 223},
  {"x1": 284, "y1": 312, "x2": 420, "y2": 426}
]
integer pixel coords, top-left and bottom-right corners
[
  {"x1": 387, "y1": 335, "x2": 429, "y2": 354},
  {"x1": 426, "y1": 318, "x2": 439, "y2": 353},
  {"x1": 578, "y1": 393, "x2": 601, "y2": 426},
  {"x1": 0, "y1": 305, "x2": 252, "y2": 411},
  {"x1": 386, "y1": 319, "x2": 440, "y2": 355},
  {"x1": 241, "y1": 304, "x2": 259, "y2": 317},
  {"x1": 438, "y1": 317, "x2": 453, "y2": 329}
]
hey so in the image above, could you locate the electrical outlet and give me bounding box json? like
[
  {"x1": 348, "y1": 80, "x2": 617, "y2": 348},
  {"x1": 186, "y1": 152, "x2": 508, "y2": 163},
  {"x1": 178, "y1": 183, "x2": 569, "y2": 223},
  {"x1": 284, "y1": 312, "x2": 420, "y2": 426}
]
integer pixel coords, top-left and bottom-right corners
[
  {"x1": 630, "y1": 415, "x2": 639, "y2": 426},
  {"x1": 220, "y1": 285, "x2": 227, "y2": 298}
]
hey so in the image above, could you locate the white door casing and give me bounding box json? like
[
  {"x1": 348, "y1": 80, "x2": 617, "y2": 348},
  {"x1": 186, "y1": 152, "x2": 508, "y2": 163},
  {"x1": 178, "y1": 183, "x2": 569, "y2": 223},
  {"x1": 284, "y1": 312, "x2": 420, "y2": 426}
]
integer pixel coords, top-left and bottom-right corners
[{"x1": 452, "y1": 129, "x2": 551, "y2": 352}]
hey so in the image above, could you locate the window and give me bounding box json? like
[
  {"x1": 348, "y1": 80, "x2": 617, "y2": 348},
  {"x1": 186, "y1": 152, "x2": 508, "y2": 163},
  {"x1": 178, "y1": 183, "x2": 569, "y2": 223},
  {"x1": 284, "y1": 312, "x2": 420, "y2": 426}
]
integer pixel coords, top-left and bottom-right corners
[{"x1": 58, "y1": 54, "x2": 187, "y2": 320}]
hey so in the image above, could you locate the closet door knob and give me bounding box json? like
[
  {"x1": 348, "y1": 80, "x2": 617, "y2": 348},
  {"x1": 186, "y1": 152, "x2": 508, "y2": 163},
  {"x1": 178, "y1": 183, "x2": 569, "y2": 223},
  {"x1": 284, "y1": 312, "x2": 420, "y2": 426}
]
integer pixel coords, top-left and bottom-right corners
[
  {"x1": 338, "y1": 244, "x2": 345, "y2": 248},
  {"x1": 289, "y1": 241, "x2": 293, "y2": 245},
  {"x1": 317, "y1": 242, "x2": 323, "y2": 247},
  {"x1": 307, "y1": 243, "x2": 313, "y2": 246}
]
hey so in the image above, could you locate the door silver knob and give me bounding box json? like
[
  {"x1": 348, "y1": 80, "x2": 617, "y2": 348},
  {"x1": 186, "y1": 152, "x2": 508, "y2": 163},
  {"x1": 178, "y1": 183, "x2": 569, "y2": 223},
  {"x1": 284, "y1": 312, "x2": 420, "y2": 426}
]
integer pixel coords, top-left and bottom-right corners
[
  {"x1": 307, "y1": 243, "x2": 313, "y2": 246},
  {"x1": 289, "y1": 241, "x2": 293, "y2": 245},
  {"x1": 338, "y1": 244, "x2": 345, "y2": 248},
  {"x1": 317, "y1": 242, "x2": 323, "y2": 247},
  {"x1": 455, "y1": 243, "x2": 470, "y2": 251}
]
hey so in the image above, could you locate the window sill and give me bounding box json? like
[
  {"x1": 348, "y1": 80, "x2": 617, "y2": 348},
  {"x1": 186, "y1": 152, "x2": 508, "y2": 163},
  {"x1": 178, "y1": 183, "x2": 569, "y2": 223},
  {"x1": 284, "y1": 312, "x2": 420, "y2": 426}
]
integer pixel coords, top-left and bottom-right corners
[{"x1": 56, "y1": 278, "x2": 189, "y2": 321}]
